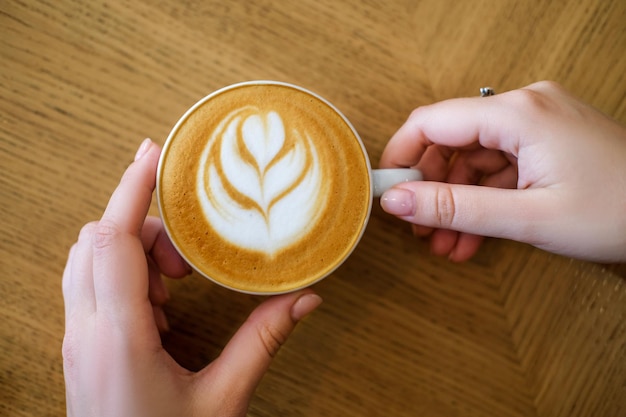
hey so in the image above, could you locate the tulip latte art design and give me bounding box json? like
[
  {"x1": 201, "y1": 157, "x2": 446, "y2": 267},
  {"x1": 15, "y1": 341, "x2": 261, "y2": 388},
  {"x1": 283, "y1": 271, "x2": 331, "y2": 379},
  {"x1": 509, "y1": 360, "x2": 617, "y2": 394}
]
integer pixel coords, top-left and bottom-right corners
[
  {"x1": 197, "y1": 108, "x2": 327, "y2": 255},
  {"x1": 158, "y1": 82, "x2": 371, "y2": 294}
]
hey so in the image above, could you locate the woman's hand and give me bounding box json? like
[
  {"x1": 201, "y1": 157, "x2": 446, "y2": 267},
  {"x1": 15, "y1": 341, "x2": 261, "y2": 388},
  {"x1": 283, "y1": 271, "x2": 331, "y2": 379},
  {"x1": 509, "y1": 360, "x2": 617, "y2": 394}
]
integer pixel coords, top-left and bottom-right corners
[
  {"x1": 62, "y1": 139, "x2": 322, "y2": 416},
  {"x1": 380, "y1": 81, "x2": 626, "y2": 263}
]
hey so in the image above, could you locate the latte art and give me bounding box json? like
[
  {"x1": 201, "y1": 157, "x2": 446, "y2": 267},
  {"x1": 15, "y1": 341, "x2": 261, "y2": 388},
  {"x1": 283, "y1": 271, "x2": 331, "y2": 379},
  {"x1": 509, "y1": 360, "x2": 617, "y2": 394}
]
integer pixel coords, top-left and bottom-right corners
[
  {"x1": 197, "y1": 108, "x2": 328, "y2": 254},
  {"x1": 158, "y1": 82, "x2": 372, "y2": 294}
]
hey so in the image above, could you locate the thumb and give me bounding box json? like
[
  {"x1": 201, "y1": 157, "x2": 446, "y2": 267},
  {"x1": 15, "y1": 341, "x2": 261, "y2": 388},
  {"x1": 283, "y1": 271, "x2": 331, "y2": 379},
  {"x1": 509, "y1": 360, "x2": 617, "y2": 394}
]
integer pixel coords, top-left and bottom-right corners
[
  {"x1": 196, "y1": 290, "x2": 322, "y2": 410},
  {"x1": 381, "y1": 182, "x2": 549, "y2": 244}
]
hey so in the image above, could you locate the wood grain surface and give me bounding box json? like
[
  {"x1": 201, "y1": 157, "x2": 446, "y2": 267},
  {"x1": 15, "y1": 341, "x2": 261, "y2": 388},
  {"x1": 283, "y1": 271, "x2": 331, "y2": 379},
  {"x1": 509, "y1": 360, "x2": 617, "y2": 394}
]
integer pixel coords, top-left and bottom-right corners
[{"x1": 1, "y1": 1, "x2": 625, "y2": 416}]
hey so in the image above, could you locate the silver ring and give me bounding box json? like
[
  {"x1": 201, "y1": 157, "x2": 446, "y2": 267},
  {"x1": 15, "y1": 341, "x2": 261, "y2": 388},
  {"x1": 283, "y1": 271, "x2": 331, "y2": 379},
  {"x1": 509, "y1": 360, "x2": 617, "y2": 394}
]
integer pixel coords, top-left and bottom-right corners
[{"x1": 480, "y1": 87, "x2": 495, "y2": 97}]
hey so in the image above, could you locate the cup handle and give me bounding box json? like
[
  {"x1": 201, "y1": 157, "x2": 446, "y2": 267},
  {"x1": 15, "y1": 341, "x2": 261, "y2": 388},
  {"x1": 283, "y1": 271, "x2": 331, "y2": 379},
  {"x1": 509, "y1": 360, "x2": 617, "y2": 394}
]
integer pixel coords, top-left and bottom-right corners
[{"x1": 372, "y1": 168, "x2": 423, "y2": 198}]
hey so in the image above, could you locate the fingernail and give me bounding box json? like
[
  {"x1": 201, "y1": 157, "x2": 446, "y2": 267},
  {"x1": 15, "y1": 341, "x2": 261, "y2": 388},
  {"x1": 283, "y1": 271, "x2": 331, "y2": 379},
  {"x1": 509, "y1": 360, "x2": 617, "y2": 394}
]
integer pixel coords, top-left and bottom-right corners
[
  {"x1": 290, "y1": 293, "x2": 323, "y2": 321},
  {"x1": 134, "y1": 138, "x2": 152, "y2": 161},
  {"x1": 380, "y1": 188, "x2": 415, "y2": 216}
]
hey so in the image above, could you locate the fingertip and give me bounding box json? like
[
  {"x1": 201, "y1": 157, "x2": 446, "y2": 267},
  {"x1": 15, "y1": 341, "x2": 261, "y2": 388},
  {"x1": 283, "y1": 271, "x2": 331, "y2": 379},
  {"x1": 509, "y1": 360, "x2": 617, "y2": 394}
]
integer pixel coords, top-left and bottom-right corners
[
  {"x1": 180, "y1": 260, "x2": 194, "y2": 277},
  {"x1": 380, "y1": 188, "x2": 416, "y2": 217},
  {"x1": 165, "y1": 258, "x2": 193, "y2": 279},
  {"x1": 133, "y1": 138, "x2": 161, "y2": 171},
  {"x1": 448, "y1": 234, "x2": 485, "y2": 263},
  {"x1": 134, "y1": 138, "x2": 153, "y2": 161},
  {"x1": 290, "y1": 293, "x2": 323, "y2": 322},
  {"x1": 99, "y1": 139, "x2": 162, "y2": 236},
  {"x1": 430, "y1": 229, "x2": 458, "y2": 258}
]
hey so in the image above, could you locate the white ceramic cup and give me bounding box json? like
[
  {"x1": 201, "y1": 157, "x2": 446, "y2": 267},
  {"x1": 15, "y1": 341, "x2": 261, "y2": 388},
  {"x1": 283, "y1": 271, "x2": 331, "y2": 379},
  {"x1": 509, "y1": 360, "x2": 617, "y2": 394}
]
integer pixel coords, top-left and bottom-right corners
[{"x1": 157, "y1": 81, "x2": 422, "y2": 294}]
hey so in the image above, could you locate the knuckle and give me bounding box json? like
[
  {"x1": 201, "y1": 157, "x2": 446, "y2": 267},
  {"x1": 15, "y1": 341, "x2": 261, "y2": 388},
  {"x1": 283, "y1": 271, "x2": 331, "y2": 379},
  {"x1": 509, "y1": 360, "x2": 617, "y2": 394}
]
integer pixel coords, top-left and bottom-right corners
[
  {"x1": 510, "y1": 82, "x2": 563, "y2": 116},
  {"x1": 527, "y1": 79, "x2": 563, "y2": 92},
  {"x1": 510, "y1": 88, "x2": 548, "y2": 111},
  {"x1": 256, "y1": 321, "x2": 288, "y2": 358},
  {"x1": 434, "y1": 185, "x2": 457, "y2": 228},
  {"x1": 77, "y1": 221, "x2": 98, "y2": 242},
  {"x1": 92, "y1": 220, "x2": 121, "y2": 249}
]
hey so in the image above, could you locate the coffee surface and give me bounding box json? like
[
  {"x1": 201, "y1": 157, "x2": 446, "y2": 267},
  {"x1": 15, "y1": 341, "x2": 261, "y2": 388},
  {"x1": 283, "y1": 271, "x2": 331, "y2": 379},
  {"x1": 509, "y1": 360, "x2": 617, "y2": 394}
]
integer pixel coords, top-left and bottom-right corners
[{"x1": 158, "y1": 83, "x2": 371, "y2": 293}]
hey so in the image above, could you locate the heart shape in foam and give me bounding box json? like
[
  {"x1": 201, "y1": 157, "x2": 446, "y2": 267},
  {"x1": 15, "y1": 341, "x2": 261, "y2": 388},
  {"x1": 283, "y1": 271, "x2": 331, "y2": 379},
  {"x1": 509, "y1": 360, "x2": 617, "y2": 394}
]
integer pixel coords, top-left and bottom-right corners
[{"x1": 242, "y1": 112, "x2": 285, "y2": 173}]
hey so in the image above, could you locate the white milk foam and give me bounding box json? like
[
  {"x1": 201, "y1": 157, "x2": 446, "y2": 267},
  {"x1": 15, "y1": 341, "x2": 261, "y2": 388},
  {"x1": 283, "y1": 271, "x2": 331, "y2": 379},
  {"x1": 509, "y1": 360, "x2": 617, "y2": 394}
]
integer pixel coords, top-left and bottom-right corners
[{"x1": 197, "y1": 107, "x2": 327, "y2": 255}]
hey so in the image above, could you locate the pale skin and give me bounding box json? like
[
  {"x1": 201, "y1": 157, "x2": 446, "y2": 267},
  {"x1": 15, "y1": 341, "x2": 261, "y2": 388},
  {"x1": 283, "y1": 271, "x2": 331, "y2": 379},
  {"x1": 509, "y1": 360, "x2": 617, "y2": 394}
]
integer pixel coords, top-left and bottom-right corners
[
  {"x1": 380, "y1": 81, "x2": 626, "y2": 263},
  {"x1": 63, "y1": 81, "x2": 625, "y2": 416},
  {"x1": 62, "y1": 139, "x2": 322, "y2": 417}
]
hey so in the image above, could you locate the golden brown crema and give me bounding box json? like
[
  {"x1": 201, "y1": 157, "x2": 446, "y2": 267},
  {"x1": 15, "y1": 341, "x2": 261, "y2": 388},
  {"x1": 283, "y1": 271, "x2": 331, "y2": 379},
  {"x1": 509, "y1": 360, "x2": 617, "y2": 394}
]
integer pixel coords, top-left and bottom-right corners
[{"x1": 158, "y1": 82, "x2": 371, "y2": 293}]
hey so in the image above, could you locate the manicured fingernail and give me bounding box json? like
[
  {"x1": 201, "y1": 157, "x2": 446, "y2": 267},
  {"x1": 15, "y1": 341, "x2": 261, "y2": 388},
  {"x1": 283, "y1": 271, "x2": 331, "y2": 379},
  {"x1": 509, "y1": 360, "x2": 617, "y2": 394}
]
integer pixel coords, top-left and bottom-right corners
[
  {"x1": 134, "y1": 138, "x2": 152, "y2": 161},
  {"x1": 380, "y1": 188, "x2": 415, "y2": 216},
  {"x1": 290, "y1": 293, "x2": 323, "y2": 321}
]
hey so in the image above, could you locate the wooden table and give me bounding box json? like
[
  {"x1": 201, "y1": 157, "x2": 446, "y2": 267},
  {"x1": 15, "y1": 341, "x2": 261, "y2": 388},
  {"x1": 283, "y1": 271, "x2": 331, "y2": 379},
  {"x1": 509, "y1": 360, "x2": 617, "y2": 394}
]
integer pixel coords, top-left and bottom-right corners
[{"x1": 2, "y1": 1, "x2": 625, "y2": 416}]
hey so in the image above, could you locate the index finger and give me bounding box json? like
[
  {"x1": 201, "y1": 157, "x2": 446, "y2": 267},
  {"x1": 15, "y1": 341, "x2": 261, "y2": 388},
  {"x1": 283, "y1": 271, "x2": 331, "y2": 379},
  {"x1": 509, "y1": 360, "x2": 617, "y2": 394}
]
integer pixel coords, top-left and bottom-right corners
[
  {"x1": 379, "y1": 89, "x2": 535, "y2": 169},
  {"x1": 91, "y1": 139, "x2": 162, "y2": 317},
  {"x1": 100, "y1": 139, "x2": 158, "y2": 235}
]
